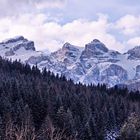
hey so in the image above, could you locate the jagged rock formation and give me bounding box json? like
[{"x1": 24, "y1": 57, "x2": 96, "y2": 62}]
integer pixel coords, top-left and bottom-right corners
[
  {"x1": 1, "y1": 36, "x2": 140, "y2": 88},
  {"x1": 0, "y1": 36, "x2": 42, "y2": 61},
  {"x1": 127, "y1": 46, "x2": 140, "y2": 60}
]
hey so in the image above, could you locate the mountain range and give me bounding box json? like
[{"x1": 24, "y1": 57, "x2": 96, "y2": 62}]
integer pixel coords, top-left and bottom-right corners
[{"x1": 1, "y1": 36, "x2": 140, "y2": 90}]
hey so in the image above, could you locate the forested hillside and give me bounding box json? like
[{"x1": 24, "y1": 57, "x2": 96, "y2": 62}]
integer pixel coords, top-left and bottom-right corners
[{"x1": 0, "y1": 57, "x2": 139, "y2": 140}]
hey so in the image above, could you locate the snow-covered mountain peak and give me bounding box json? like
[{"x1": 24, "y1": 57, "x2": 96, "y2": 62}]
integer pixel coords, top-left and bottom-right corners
[
  {"x1": 0, "y1": 36, "x2": 40, "y2": 62},
  {"x1": 62, "y1": 42, "x2": 72, "y2": 48},
  {"x1": 91, "y1": 39, "x2": 101, "y2": 43},
  {"x1": 0, "y1": 36, "x2": 35, "y2": 52},
  {"x1": 86, "y1": 39, "x2": 109, "y2": 53},
  {"x1": 80, "y1": 39, "x2": 109, "y2": 60},
  {"x1": 50, "y1": 43, "x2": 81, "y2": 65},
  {"x1": 127, "y1": 46, "x2": 140, "y2": 59},
  {"x1": 1, "y1": 36, "x2": 26, "y2": 44},
  {"x1": 62, "y1": 42, "x2": 80, "y2": 52},
  {"x1": 1, "y1": 36, "x2": 140, "y2": 90}
]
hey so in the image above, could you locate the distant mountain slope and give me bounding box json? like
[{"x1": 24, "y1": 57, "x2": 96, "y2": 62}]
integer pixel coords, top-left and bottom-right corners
[{"x1": 1, "y1": 36, "x2": 140, "y2": 89}]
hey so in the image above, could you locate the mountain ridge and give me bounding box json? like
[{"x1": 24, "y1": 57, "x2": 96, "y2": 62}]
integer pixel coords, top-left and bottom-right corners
[{"x1": 0, "y1": 36, "x2": 140, "y2": 90}]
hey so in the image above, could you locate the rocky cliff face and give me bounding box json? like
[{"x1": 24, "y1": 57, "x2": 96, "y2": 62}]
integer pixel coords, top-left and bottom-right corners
[
  {"x1": 127, "y1": 46, "x2": 140, "y2": 60},
  {"x1": 80, "y1": 39, "x2": 109, "y2": 60},
  {"x1": 1, "y1": 36, "x2": 140, "y2": 88},
  {"x1": 0, "y1": 36, "x2": 41, "y2": 61}
]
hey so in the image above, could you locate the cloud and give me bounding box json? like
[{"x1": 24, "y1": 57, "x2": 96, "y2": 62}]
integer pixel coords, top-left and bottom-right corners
[
  {"x1": 0, "y1": 13, "x2": 126, "y2": 52},
  {"x1": 0, "y1": 0, "x2": 139, "y2": 53},
  {"x1": 127, "y1": 37, "x2": 140, "y2": 47},
  {"x1": 0, "y1": 0, "x2": 139, "y2": 21},
  {"x1": 0, "y1": 0, "x2": 66, "y2": 17},
  {"x1": 115, "y1": 14, "x2": 140, "y2": 50},
  {"x1": 35, "y1": 0, "x2": 66, "y2": 9},
  {"x1": 116, "y1": 15, "x2": 140, "y2": 35}
]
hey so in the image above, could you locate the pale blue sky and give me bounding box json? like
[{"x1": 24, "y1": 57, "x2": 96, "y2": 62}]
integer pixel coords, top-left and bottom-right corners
[{"x1": 43, "y1": 0, "x2": 140, "y2": 23}]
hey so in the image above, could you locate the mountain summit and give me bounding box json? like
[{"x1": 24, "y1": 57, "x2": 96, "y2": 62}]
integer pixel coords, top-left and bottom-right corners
[
  {"x1": 86, "y1": 39, "x2": 109, "y2": 53},
  {"x1": 0, "y1": 36, "x2": 41, "y2": 61},
  {"x1": 0, "y1": 36, "x2": 140, "y2": 89}
]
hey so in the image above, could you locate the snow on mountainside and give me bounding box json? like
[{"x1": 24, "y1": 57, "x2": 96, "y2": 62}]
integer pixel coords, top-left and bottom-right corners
[
  {"x1": 0, "y1": 36, "x2": 42, "y2": 62},
  {"x1": 1, "y1": 36, "x2": 140, "y2": 89}
]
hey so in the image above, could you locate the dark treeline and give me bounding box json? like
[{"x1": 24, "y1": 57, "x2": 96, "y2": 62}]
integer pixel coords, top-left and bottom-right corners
[{"x1": 0, "y1": 57, "x2": 139, "y2": 140}]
